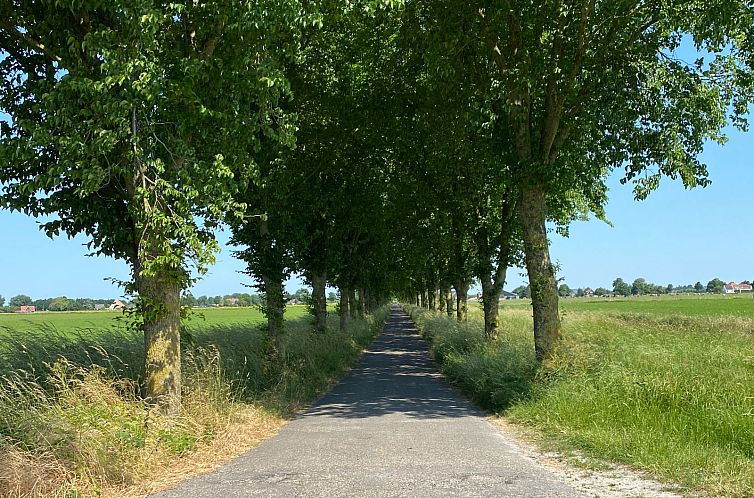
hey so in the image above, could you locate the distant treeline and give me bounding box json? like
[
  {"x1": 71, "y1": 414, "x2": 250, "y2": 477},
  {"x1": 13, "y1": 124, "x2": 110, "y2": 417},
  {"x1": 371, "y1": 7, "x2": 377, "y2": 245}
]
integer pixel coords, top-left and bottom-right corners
[
  {"x1": 0, "y1": 294, "x2": 116, "y2": 312},
  {"x1": 0, "y1": 288, "x2": 337, "y2": 312},
  {"x1": 511, "y1": 277, "x2": 752, "y2": 299}
]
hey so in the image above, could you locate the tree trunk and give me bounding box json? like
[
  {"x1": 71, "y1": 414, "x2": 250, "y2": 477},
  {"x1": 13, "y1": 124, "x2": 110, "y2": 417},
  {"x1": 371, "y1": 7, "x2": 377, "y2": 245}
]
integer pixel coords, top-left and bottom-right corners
[
  {"x1": 428, "y1": 289, "x2": 436, "y2": 311},
  {"x1": 481, "y1": 276, "x2": 501, "y2": 339},
  {"x1": 339, "y1": 287, "x2": 349, "y2": 331},
  {"x1": 311, "y1": 273, "x2": 327, "y2": 333},
  {"x1": 438, "y1": 287, "x2": 447, "y2": 312},
  {"x1": 262, "y1": 272, "x2": 285, "y2": 339},
  {"x1": 357, "y1": 287, "x2": 366, "y2": 318},
  {"x1": 364, "y1": 289, "x2": 372, "y2": 313},
  {"x1": 348, "y1": 288, "x2": 357, "y2": 319},
  {"x1": 444, "y1": 287, "x2": 454, "y2": 317},
  {"x1": 476, "y1": 199, "x2": 515, "y2": 340},
  {"x1": 455, "y1": 281, "x2": 469, "y2": 321},
  {"x1": 138, "y1": 271, "x2": 182, "y2": 417},
  {"x1": 519, "y1": 184, "x2": 562, "y2": 362}
]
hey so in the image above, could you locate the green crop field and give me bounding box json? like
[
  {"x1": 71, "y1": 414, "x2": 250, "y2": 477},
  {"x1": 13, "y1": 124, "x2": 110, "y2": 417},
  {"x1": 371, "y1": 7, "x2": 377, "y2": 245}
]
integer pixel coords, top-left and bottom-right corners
[
  {"x1": 497, "y1": 293, "x2": 754, "y2": 317},
  {"x1": 0, "y1": 305, "x2": 308, "y2": 337},
  {"x1": 0, "y1": 305, "x2": 310, "y2": 377}
]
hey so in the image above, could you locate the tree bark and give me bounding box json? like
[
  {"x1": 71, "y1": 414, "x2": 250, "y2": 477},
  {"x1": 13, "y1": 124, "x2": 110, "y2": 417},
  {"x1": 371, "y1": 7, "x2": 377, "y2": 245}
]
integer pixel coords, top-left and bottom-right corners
[
  {"x1": 357, "y1": 287, "x2": 366, "y2": 318},
  {"x1": 438, "y1": 287, "x2": 447, "y2": 312},
  {"x1": 480, "y1": 273, "x2": 503, "y2": 340},
  {"x1": 455, "y1": 280, "x2": 469, "y2": 321},
  {"x1": 311, "y1": 272, "x2": 327, "y2": 333},
  {"x1": 339, "y1": 287, "x2": 349, "y2": 331},
  {"x1": 138, "y1": 270, "x2": 182, "y2": 417},
  {"x1": 348, "y1": 288, "x2": 357, "y2": 319},
  {"x1": 262, "y1": 273, "x2": 285, "y2": 339},
  {"x1": 476, "y1": 200, "x2": 515, "y2": 340},
  {"x1": 444, "y1": 287, "x2": 454, "y2": 317},
  {"x1": 428, "y1": 289, "x2": 436, "y2": 311},
  {"x1": 519, "y1": 184, "x2": 562, "y2": 362}
]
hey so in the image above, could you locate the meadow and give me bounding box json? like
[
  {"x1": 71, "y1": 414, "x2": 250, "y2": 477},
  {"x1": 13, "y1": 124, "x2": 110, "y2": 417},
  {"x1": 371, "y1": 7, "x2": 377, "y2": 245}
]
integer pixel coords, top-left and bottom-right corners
[
  {"x1": 411, "y1": 294, "x2": 754, "y2": 498},
  {"x1": 0, "y1": 305, "x2": 387, "y2": 497},
  {"x1": 499, "y1": 292, "x2": 754, "y2": 317},
  {"x1": 0, "y1": 305, "x2": 309, "y2": 339}
]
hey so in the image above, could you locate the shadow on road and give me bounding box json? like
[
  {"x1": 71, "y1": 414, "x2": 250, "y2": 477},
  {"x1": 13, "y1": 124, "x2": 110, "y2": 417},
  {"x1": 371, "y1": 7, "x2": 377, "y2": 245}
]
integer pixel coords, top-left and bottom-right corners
[{"x1": 302, "y1": 308, "x2": 478, "y2": 420}]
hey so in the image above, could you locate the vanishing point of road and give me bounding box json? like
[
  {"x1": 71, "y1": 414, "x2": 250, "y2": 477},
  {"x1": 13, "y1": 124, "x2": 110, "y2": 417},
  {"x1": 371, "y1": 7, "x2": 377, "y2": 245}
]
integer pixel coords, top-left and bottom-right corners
[{"x1": 154, "y1": 305, "x2": 587, "y2": 497}]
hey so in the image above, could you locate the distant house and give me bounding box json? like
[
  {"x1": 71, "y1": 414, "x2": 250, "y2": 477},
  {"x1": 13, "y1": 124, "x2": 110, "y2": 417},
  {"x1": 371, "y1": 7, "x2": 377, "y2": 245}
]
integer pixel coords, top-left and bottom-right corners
[
  {"x1": 18, "y1": 305, "x2": 36, "y2": 313},
  {"x1": 500, "y1": 290, "x2": 519, "y2": 300},
  {"x1": 724, "y1": 282, "x2": 753, "y2": 294},
  {"x1": 108, "y1": 299, "x2": 126, "y2": 311},
  {"x1": 583, "y1": 287, "x2": 595, "y2": 297},
  {"x1": 94, "y1": 304, "x2": 106, "y2": 311}
]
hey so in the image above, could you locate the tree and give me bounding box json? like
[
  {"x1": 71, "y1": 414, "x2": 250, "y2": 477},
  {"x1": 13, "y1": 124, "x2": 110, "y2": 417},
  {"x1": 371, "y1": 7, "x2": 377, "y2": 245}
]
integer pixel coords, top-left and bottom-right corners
[
  {"x1": 0, "y1": 1, "x2": 310, "y2": 415},
  {"x1": 293, "y1": 288, "x2": 312, "y2": 304},
  {"x1": 181, "y1": 293, "x2": 197, "y2": 308},
  {"x1": 694, "y1": 281, "x2": 704, "y2": 293},
  {"x1": 594, "y1": 287, "x2": 608, "y2": 296},
  {"x1": 666, "y1": 284, "x2": 674, "y2": 294},
  {"x1": 612, "y1": 278, "x2": 631, "y2": 297},
  {"x1": 632, "y1": 278, "x2": 650, "y2": 296},
  {"x1": 47, "y1": 296, "x2": 71, "y2": 311},
  {"x1": 9, "y1": 294, "x2": 32, "y2": 307},
  {"x1": 707, "y1": 278, "x2": 725, "y2": 294},
  {"x1": 327, "y1": 292, "x2": 337, "y2": 303},
  {"x1": 415, "y1": 0, "x2": 754, "y2": 362},
  {"x1": 558, "y1": 284, "x2": 571, "y2": 298},
  {"x1": 0, "y1": 295, "x2": 4, "y2": 307},
  {"x1": 512, "y1": 285, "x2": 530, "y2": 299}
]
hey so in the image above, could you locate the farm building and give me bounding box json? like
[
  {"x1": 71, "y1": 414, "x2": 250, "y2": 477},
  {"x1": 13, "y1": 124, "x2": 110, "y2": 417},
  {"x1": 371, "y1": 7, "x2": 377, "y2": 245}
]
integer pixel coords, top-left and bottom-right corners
[
  {"x1": 723, "y1": 282, "x2": 753, "y2": 294},
  {"x1": 18, "y1": 305, "x2": 35, "y2": 313},
  {"x1": 108, "y1": 299, "x2": 126, "y2": 310}
]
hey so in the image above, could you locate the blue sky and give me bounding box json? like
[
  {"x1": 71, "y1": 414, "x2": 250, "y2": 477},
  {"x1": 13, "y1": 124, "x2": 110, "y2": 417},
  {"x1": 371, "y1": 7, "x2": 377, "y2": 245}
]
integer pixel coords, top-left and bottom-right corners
[{"x1": 1, "y1": 124, "x2": 751, "y2": 300}]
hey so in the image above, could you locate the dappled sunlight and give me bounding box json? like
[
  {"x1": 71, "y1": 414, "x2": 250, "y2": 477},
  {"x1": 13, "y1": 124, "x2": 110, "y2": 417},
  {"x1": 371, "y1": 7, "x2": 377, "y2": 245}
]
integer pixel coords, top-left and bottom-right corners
[{"x1": 300, "y1": 308, "x2": 479, "y2": 420}]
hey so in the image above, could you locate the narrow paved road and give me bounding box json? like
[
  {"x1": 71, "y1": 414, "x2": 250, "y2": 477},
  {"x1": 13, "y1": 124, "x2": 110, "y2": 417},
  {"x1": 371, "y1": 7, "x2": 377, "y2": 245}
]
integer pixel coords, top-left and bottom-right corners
[{"x1": 155, "y1": 305, "x2": 585, "y2": 497}]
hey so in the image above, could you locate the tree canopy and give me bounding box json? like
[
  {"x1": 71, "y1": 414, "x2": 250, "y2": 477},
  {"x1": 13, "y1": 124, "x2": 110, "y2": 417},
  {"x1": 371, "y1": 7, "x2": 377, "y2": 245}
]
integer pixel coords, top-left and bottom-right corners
[{"x1": 2, "y1": 0, "x2": 753, "y2": 412}]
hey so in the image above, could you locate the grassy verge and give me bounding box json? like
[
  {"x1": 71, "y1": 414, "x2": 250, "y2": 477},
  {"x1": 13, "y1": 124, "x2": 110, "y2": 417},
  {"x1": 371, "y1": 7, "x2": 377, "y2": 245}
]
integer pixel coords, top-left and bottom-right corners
[
  {"x1": 407, "y1": 305, "x2": 754, "y2": 497},
  {"x1": 0, "y1": 308, "x2": 388, "y2": 497}
]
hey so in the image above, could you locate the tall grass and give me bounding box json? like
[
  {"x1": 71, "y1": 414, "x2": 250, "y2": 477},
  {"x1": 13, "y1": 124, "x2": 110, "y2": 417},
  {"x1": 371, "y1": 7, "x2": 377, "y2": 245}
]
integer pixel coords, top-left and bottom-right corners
[
  {"x1": 0, "y1": 308, "x2": 388, "y2": 497},
  {"x1": 408, "y1": 305, "x2": 754, "y2": 497}
]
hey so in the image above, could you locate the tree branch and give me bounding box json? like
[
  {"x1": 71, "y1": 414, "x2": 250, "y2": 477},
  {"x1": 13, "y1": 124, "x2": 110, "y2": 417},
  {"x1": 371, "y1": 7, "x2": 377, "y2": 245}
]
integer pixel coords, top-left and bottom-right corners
[{"x1": 0, "y1": 20, "x2": 61, "y2": 62}]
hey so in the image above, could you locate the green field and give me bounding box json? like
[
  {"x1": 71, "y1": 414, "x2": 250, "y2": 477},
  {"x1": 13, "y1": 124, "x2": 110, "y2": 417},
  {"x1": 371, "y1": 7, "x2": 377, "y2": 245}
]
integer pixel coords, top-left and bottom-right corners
[
  {"x1": 0, "y1": 305, "x2": 309, "y2": 337},
  {"x1": 498, "y1": 293, "x2": 754, "y2": 317},
  {"x1": 0, "y1": 305, "x2": 310, "y2": 378}
]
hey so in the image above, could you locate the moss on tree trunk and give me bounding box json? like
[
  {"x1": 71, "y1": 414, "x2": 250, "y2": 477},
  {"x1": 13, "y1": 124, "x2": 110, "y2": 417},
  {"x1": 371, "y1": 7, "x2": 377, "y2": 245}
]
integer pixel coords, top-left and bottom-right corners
[
  {"x1": 138, "y1": 271, "x2": 182, "y2": 417},
  {"x1": 519, "y1": 184, "x2": 562, "y2": 362},
  {"x1": 312, "y1": 273, "x2": 328, "y2": 333},
  {"x1": 263, "y1": 272, "x2": 285, "y2": 339}
]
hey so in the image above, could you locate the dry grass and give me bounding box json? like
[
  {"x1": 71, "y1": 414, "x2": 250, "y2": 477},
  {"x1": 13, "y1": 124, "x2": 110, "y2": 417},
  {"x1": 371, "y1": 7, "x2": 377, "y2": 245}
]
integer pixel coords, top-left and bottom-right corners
[
  {"x1": 0, "y1": 308, "x2": 388, "y2": 498},
  {"x1": 0, "y1": 445, "x2": 72, "y2": 498},
  {"x1": 105, "y1": 406, "x2": 286, "y2": 498}
]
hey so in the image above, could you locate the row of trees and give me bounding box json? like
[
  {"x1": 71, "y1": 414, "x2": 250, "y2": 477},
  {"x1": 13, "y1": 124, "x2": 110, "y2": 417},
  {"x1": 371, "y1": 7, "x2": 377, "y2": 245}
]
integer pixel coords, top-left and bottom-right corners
[
  {"x1": 181, "y1": 289, "x2": 338, "y2": 307},
  {"x1": 2, "y1": 1, "x2": 752, "y2": 415},
  {"x1": 546, "y1": 277, "x2": 751, "y2": 298}
]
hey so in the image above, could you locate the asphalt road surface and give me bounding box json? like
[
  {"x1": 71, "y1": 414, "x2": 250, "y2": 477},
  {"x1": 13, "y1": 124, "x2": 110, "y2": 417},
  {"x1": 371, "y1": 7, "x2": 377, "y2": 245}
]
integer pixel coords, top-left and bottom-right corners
[{"x1": 154, "y1": 305, "x2": 586, "y2": 497}]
